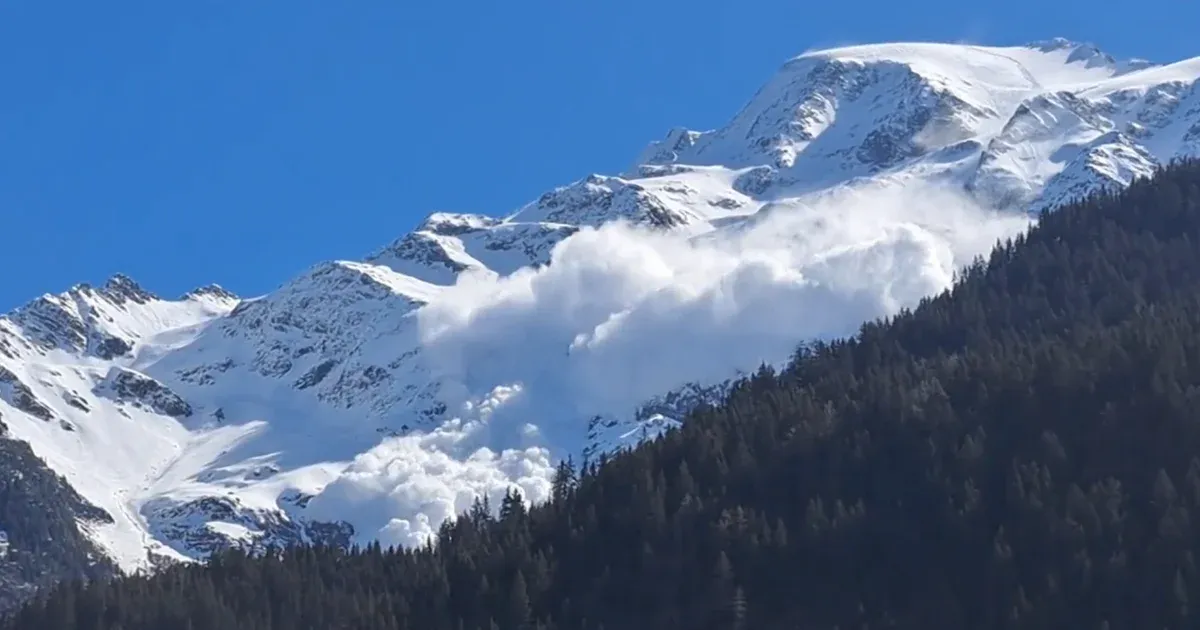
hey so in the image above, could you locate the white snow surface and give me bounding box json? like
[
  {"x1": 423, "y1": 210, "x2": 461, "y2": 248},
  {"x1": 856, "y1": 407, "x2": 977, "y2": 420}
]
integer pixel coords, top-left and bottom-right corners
[{"x1": 2, "y1": 38, "x2": 1199, "y2": 573}]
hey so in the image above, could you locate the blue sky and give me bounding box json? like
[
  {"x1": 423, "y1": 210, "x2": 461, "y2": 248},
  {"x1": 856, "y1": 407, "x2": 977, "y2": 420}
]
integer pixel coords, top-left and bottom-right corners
[{"x1": 1, "y1": 0, "x2": 1196, "y2": 312}]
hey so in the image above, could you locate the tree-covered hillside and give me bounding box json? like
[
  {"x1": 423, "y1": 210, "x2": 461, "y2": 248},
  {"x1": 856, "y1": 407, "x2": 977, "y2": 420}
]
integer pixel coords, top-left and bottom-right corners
[
  {"x1": 0, "y1": 419, "x2": 114, "y2": 612},
  {"x1": 11, "y1": 160, "x2": 1200, "y2": 630}
]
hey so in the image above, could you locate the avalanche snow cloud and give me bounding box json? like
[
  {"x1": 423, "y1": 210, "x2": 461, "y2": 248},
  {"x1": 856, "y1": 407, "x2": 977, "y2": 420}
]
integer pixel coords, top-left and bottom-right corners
[
  {"x1": 8, "y1": 39, "x2": 1196, "y2": 571},
  {"x1": 310, "y1": 182, "x2": 1031, "y2": 547}
]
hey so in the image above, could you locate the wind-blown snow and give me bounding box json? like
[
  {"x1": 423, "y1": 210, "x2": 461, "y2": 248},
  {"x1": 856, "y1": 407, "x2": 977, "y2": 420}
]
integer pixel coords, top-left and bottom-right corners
[{"x1": 2, "y1": 37, "x2": 1199, "y2": 567}]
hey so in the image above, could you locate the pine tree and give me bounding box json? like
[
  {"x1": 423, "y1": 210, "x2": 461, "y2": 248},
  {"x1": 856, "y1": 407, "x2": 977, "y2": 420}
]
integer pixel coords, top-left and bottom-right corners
[{"x1": 507, "y1": 571, "x2": 531, "y2": 630}]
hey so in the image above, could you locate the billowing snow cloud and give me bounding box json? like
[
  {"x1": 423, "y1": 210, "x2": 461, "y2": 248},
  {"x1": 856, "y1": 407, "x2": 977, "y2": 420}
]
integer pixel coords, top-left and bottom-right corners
[
  {"x1": 306, "y1": 417, "x2": 553, "y2": 548},
  {"x1": 309, "y1": 181, "x2": 1031, "y2": 547},
  {"x1": 416, "y1": 182, "x2": 1028, "y2": 438}
]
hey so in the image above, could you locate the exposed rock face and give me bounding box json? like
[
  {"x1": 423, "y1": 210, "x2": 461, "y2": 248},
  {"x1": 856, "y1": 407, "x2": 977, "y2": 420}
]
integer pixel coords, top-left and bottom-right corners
[
  {"x1": 144, "y1": 496, "x2": 353, "y2": 558},
  {"x1": 0, "y1": 368, "x2": 54, "y2": 422},
  {"x1": 184, "y1": 284, "x2": 239, "y2": 302},
  {"x1": 94, "y1": 367, "x2": 193, "y2": 418}
]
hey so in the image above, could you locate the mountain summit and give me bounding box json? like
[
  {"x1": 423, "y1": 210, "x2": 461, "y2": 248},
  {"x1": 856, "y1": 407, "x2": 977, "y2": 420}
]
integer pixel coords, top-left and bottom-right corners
[{"x1": 1, "y1": 38, "x2": 1198, "y2": 604}]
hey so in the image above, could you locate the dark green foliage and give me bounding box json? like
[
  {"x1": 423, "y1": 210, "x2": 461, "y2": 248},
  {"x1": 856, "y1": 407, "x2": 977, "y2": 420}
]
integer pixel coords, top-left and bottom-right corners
[
  {"x1": 12, "y1": 160, "x2": 1200, "y2": 628},
  {"x1": 0, "y1": 424, "x2": 115, "y2": 611}
]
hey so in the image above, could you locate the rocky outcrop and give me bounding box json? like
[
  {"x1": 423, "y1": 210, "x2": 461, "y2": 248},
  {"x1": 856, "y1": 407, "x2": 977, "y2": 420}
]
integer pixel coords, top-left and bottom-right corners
[
  {"x1": 143, "y1": 495, "x2": 353, "y2": 558},
  {"x1": 0, "y1": 368, "x2": 54, "y2": 422},
  {"x1": 93, "y1": 367, "x2": 192, "y2": 418}
]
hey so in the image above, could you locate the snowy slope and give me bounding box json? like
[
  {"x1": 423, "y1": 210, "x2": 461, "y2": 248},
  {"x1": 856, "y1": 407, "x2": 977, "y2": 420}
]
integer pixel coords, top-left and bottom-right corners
[{"x1": 1, "y1": 38, "x2": 1198, "y2": 585}]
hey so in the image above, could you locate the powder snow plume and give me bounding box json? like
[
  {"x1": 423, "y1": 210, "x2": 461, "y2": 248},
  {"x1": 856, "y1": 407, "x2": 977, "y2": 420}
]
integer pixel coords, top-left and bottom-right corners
[{"x1": 308, "y1": 182, "x2": 1031, "y2": 547}]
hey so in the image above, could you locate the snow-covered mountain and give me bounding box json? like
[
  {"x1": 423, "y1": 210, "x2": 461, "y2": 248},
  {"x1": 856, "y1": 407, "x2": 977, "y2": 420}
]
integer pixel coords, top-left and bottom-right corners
[{"x1": 1, "y1": 38, "x2": 1198, "y2": 601}]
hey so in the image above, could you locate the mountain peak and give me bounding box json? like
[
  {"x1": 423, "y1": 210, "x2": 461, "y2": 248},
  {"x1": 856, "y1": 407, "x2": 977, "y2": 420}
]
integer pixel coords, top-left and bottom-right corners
[
  {"x1": 415, "y1": 212, "x2": 499, "y2": 235},
  {"x1": 100, "y1": 273, "x2": 156, "y2": 305},
  {"x1": 1026, "y1": 37, "x2": 1113, "y2": 66},
  {"x1": 1024, "y1": 37, "x2": 1158, "y2": 73},
  {"x1": 183, "y1": 284, "x2": 239, "y2": 303},
  {"x1": 1026, "y1": 36, "x2": 1098, "y2": 53}
]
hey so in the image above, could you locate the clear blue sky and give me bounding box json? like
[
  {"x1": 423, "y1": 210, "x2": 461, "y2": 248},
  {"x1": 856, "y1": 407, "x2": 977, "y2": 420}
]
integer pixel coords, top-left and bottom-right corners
[{"x1": 1, "y1": 0, "x2": 1196, "y2": 311}]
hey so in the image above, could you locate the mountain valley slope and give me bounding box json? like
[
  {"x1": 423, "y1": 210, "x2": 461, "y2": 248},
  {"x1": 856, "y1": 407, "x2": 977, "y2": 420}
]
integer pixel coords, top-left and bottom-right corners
[{"x1": 1, "y1": 38, "x2": 1199, "y2": 597}]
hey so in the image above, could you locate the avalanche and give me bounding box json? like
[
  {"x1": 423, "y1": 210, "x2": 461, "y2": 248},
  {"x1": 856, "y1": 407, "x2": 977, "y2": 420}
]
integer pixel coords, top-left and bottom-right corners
[{"x1": 1, "y1": 38, "x2": 1199, "y2": 576}]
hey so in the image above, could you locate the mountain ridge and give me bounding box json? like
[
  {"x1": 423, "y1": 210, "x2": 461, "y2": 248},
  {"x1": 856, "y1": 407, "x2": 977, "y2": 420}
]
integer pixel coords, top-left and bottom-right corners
[{"x1": 0, "y1": 37, "x2": 1198, "y2": 605}]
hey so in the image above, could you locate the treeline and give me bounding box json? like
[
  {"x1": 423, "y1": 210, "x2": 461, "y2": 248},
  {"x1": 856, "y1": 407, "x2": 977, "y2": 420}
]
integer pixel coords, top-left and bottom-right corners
[{"x1": 9, "y1": 161, "x2": 1200, "y2": 629}]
